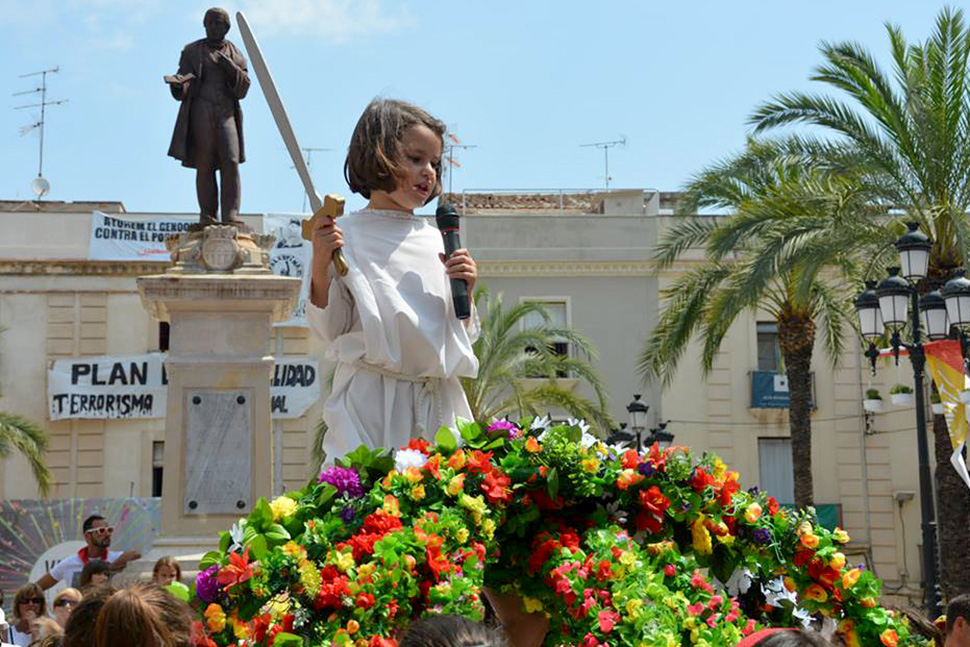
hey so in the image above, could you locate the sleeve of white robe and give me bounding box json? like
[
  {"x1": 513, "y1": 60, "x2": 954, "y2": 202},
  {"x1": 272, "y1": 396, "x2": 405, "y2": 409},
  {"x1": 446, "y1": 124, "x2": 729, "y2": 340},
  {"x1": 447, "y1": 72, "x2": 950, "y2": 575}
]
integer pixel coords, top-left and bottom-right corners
[{"x1": 306, "y1": 275, "x2": 356, "y2": 343}]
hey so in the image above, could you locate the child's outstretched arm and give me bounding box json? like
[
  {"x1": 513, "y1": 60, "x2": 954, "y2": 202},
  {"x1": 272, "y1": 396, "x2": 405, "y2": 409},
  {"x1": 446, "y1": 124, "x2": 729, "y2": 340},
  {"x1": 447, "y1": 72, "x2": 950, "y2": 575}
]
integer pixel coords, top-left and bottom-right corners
[{"x1": 309, "y1": 217, "x2": 344, "y2": 308}]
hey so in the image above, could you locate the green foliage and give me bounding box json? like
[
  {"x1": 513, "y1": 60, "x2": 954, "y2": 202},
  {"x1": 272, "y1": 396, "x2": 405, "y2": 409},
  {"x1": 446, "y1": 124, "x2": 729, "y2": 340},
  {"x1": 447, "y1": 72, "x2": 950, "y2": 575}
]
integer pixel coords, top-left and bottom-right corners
[
  {"x1": 890, "y1": 383, "x2": 913, "y2": 394},
  {"x1": 865, "y1": 388, "x2": 883, "y2": 400},
  {"x1": 0, "y1": 412, "x2": 52, "y2": 497}
]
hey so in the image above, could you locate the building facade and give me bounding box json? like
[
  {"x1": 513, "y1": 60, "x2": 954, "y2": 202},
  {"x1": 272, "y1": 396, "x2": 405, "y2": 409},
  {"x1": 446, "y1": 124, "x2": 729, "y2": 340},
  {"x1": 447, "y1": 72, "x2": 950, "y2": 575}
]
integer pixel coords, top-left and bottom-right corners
[{"x1": 0, "y1": 191, "x2": 931, "y2": 604}]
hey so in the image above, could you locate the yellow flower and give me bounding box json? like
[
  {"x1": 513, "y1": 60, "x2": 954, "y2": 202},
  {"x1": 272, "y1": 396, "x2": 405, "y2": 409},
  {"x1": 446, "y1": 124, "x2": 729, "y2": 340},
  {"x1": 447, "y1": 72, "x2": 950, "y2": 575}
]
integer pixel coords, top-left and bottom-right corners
[
  {"x1": 744, "y1": 503, "x2": 762, "y2": 523},
  {"x1": 335, "y1": 548, "x2": 355, "y2": 573},
  {"x1": 460, "y1": 493, "x2": 488, "y2": 523},
  {"x1": 581, "y1": 458, "x2": 600, "y2": 473},
  {"x1": 456, "y1": 527, "x2": 470, "y2": 544},
  {"x1": 482, "y1": 518, "x2": 496, "y2": 540},
  {"x1": 282, "y1": 541, "x2": 304, "y2": 558},
  {"x1": 230, "y1": 615, "x2": 250, "y2": 640},
  {"x1": 829, "y1": 552, "x2": 846, "y2": 570},
  {"x1": 269, "y1": 496, "x2": 297, "y2": 522},
  {"x1": 383, "y1": 494, "x2": 400, "y2": 517},
  {"x1": 404, "y1": 467, "x2": 424, "y2": 484},
  {"x1": 522, "y1": 597, "x2": 544, "y2": 613},
  {"x1": 833, "y1": 527, "x2": 851, "y2": 543},
  {"x1": 298, "y1": 560, "x2": 321, "y2": 596},
  {"x1": 691, "y1": 518, "x2": 712, "y2": 555},
  {"x1": 447, "y1": 474, "x2": 466, "y2": 496},
  {"x1": 204, "y1": 604, "x2": 226, "y2": 633},
  {"x1": 358, "y1": 563, "x2": 376, "y2": 578},
  {"x1": 410, "y1": 484, "x2": 426, "y2": 501},
  {"x1": 619, "y1": 551, "x2": 636, "y2": 566},
  {"x1": 625, "y1": 599, "x2": 643, "y2": 617},
  {"x1": 718, "y1": 532, "x2": 735, "y2": 546}
]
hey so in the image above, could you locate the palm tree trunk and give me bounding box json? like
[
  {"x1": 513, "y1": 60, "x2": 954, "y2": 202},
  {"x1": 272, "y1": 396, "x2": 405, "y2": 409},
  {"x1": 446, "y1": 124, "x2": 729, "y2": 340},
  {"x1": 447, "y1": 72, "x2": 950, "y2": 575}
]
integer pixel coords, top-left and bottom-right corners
[
  {"x1": 932, "y1": 411, "x2": 970, "y2": 599},
  {"x1": 779, "y1": 310, "x2": 816, "y2": 508}
]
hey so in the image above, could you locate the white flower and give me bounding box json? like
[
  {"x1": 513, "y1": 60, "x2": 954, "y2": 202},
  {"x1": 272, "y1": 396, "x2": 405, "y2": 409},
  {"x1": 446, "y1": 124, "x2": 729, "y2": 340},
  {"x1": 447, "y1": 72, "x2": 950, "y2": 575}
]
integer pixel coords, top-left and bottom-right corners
[
  {"x1": 394, "y1": 448, "x2": 428, "y2": 472},
  {"x1": 724, "y1": 567, "x2": 753, "y2": 596},
  {"x1": 762, "y1": 577, "x2": 797, "y2": 608},
  {"x1": 229, "y1": 520, "x2": 245, "y2": 552},
  {"x1": 530, "y1": 414, "x2": 551, "y2": 431}
]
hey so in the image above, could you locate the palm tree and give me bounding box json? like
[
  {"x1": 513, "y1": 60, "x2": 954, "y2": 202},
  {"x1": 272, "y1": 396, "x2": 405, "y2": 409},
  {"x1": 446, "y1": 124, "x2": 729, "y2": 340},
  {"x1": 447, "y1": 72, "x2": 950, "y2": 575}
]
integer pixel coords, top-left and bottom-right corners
[
  {"x1": 749, "y1": 6, "x2": 970, "y2": 599},
  {"x1": 640, "y1": 138, "x2": 865, "y2": 508},
  {"x1": 462, "y1": 285, "x2": 616, "y2": 433},
  {"x1": 0, "y1": 412, "x2": 51, "y2": 497},
  {"x1": 312, "y1": 285, "x2": 616, "y2": 469}
]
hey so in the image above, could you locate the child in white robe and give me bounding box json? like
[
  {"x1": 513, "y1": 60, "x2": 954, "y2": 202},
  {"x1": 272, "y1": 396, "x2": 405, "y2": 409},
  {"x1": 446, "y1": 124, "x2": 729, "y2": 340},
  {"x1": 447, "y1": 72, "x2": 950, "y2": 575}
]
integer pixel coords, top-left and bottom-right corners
[{"x1": 307, "y1": 99, "x2": 480, "y2": 464}]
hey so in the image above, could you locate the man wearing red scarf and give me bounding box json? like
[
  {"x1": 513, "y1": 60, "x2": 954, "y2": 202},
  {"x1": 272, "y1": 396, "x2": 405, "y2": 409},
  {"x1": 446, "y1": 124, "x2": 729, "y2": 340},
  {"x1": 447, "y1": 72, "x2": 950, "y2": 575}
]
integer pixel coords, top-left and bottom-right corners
[{"x1": 35, "y1": 514, "x2": 141, "y2": 590}]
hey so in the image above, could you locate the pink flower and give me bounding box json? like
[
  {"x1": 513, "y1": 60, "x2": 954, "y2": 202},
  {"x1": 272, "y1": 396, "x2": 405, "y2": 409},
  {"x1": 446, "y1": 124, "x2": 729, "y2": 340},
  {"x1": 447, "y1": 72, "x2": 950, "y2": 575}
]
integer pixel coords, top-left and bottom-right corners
[
  {"x1": 687, "y1": 603, "x2": 704, "y2": 615},
  {"x1": 597, "y1": 610, "x2": 619, "y2": 633},
  {"x1": 664, "y1": 564, "x2": 676, "y2": 576}
]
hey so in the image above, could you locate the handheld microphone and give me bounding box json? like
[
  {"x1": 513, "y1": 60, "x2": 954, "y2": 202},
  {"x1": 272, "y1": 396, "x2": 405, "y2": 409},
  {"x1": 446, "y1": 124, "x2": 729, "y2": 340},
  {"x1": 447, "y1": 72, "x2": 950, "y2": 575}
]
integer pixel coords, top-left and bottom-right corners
[{"x1": 435, "y1": 203, "x2": 470, "y2": 320}]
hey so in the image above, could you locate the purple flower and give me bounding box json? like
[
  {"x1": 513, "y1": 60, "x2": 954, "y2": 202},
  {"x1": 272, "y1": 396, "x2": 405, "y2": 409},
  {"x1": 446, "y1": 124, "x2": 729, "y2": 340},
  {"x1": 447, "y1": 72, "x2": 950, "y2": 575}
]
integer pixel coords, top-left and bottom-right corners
[
  {"x1": 195, "y1": 565, "x2": 221, "y2": 603},
  {"x1": 638, "y1": 462, "x2": 655, "y2": 477},
  {"x1": 488, "y1": 418, "x2": 520, "y2": 439},
  {"x1": 318, "y1": 466, "x2": 364, "y2": 498},
  {"x1": 747, "y1": 486, "x2": 760, "y2": 495},
  {"x1": 340, "y1": 506, "x2": 356, "y2": 523},
  {"x1": 752, "y1": 528, "x2": 772, "y2": 545}
]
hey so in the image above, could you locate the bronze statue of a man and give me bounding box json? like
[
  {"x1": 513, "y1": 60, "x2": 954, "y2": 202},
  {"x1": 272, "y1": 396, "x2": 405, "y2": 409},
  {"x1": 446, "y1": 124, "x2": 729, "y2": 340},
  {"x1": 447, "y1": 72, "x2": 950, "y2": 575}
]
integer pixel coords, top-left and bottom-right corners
[{"x1": 167, "y1": 7, "x2": 250, "y2": 229}]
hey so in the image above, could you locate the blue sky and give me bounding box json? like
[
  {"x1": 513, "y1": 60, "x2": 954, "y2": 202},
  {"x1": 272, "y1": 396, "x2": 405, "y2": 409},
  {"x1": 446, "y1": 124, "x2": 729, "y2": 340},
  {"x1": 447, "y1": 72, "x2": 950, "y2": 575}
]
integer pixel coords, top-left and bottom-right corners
[{"x1": 0, "y1": 1, "x2": 946, "y2": 215}]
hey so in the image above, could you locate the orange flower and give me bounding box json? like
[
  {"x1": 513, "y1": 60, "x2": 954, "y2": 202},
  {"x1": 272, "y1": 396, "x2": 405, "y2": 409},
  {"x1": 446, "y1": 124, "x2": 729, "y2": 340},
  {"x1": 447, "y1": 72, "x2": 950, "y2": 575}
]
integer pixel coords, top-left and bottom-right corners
[
  {"x1": 842, "y1": 568, "x2": 862, "y2": 589},
  {"x1": 616, "y1": 468, "x2": 644, "y2": 491},
  {"x1": 216, "y1": 547, "x2": 253, "y2": 591},
  {"x1": 448, "y1": 450, "x2": 466, "y2": 470},
  {"x1": 800, "y1": 533, "x2": 819, "y2": 549},
  {"x1": 383, "y1": 494, "x2": 400, "y2": 517},
  {"x1": 803, "y1": 584, "x2": 828, "y2": 602},
  {"x1": 525, "y1": 437, "x2": 541, "y2": 453},
  {"x1": 880, "y1": 629, "x2": 898, "y2": 647}
]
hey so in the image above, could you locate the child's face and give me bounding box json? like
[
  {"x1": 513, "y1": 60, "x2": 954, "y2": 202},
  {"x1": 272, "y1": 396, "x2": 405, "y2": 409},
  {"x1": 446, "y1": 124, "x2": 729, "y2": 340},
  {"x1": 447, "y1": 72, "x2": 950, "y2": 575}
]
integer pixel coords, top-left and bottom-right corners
[
  {"x1": 91, "y1": 572, "x2": 110, "y2": 585},
  {"x1": 154, "y1": 565, "x2": 178, "y2": 586},
  {"x1": 380, "y1": 124, "x2": 441, "y2": 212}
]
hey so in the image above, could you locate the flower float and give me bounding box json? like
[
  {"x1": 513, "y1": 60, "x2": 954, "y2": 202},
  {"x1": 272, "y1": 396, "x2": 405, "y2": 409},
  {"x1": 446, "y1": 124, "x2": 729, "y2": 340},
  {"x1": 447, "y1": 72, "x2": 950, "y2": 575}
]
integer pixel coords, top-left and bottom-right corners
[{"x1": 191, "y1": 419, "x2": 920, "y2": 647}]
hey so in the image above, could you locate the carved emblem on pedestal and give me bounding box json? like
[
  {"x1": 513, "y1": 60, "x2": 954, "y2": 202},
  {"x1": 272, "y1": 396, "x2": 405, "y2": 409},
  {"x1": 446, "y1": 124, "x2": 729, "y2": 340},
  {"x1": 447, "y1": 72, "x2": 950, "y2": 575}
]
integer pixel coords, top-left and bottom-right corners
[
  {"x1": 166, "y1": 225, "x2": 276, "y2": 275},
  {"x1": 201, "y1": 226, "x2": 246, "y2": 271}
]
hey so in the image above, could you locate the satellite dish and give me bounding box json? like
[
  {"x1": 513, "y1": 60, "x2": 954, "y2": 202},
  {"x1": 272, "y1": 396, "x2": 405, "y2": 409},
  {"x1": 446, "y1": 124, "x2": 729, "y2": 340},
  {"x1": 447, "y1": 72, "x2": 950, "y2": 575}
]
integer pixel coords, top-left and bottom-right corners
[{"x1": 31, "y1": 176, "x2": 50, "y2": 199}]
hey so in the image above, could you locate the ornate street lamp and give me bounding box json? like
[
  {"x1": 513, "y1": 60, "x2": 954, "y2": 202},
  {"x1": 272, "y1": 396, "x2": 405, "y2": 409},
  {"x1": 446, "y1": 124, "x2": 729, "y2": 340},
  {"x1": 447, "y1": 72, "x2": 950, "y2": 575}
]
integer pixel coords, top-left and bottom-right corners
[
  {"x1": 626, "y1": 394, "x2": 649, "y2": 451},
  {"x1": 854, "y1": 223, "x2": 941, "y2": 618},
  {"x1": 645, "y1": 421, "x2": 674, "y2": 450},
  {"x1": 942, "y1": 269, "x2": 970, "y2": 331}
]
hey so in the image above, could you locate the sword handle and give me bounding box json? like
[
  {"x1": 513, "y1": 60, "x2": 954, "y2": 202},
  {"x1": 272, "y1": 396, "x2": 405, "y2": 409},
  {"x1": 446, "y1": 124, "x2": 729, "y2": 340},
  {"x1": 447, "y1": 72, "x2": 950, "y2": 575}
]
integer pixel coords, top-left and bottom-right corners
[{"x1": 302, "y1": 194, "x2": 349, "y2": 276}]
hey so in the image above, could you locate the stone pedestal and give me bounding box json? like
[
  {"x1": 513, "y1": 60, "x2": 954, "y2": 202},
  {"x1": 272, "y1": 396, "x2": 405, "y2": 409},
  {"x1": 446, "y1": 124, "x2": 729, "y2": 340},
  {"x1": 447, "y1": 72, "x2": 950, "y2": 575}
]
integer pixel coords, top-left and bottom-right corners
[{"x1": 137, "y1": 273, "x2": 300, "y2": 540}]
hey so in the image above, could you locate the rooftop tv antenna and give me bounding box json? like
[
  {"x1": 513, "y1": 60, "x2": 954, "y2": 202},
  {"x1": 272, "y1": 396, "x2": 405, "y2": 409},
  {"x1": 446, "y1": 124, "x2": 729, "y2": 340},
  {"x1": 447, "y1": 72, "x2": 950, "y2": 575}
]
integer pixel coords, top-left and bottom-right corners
[
  {"x1": 14, "y1": 66, "x2": 68, "y2": 199},
  {"x1": 443, "y1": 132, "x2": 477, "y2": 195},
  {"x1": 291, "y1": 147, "x2": 332, "y2": 212},
  {"x1": 581, "y1": 136, "x2": 626, "y2": 190}
]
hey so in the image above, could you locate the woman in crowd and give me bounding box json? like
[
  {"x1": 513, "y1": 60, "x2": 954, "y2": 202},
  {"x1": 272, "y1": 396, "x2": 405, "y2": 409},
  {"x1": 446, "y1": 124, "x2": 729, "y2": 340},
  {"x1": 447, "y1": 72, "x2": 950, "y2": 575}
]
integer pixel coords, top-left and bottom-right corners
[
  {"x1": 50, "y1": 589, "x2": 82, "y2": 629},
  {"x1": 400, "y1": 615, "x2": 508, "y2": 647},
  {"x1": 93, "y1": 583, "x2": 193, "y2": 647},
  {"x1": 8, "y1": 583, "x2": 48, "y2": 646},
  {"x1": 62, "y1": 586, "x2": 114, "y2": 647},
  {"x1": 30, "y1": 616, "x2": 63, "y2": 646}
]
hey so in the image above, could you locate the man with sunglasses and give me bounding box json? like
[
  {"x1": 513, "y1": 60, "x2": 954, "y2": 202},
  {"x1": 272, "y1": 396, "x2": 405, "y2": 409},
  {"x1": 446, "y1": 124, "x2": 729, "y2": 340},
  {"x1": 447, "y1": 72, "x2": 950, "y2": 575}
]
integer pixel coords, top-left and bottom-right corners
[{"x1": 34, "y1": 514, "x2": 141, "y2": 590}]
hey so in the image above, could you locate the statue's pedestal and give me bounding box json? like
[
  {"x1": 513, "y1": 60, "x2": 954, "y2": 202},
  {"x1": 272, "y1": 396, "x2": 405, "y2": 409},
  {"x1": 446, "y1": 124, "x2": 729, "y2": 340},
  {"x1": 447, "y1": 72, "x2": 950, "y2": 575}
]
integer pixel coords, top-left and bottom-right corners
[{"x1": 137, "y1": 273, "x2": 300, "y2": 543}]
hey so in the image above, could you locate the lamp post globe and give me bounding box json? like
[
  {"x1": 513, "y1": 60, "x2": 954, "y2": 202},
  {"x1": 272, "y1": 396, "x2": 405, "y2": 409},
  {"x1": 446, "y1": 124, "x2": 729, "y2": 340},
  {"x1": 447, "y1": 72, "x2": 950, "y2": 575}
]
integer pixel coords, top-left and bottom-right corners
[
  {"x1": 941, "y1": 268, "x2": 970, "y2": 331},
  {"x1": 626, "y1": 394, "x2": 649, "y2": 451},
  {"x1": 855, "y1": 280, "x2": 884, "y2": 341},
  {"x1": 919, "y1": 289, "x2": 950, "y2": 340},
  {"x1": 896, "y1": 222, "x2": 932, "y2": 282},
  {"x1": 876, "y1": 267, "x2": 911, "y2": 330}
]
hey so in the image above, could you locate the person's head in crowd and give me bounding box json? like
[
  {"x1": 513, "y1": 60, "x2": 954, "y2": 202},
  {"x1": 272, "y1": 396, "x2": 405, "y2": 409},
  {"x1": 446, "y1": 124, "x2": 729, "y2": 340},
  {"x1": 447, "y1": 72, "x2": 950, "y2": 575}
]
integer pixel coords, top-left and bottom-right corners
[
  {"x1": 62, "y1": 586, "x2": 115, "y2": 647},
  {"x1": 400, "y1": 615, "x2": 508, "y2": 647},
  {"x1": 12, "y1": 583, "x2": 47, "y2": 631},
  {"x1": 94, "y1": 583, "x2": 193, "y2": 647},
  {"x1": 31, "y1": 616, "x2": 63, "y2": 644},
  {"x1": 51, "y1": 588, "x2": 83, "y2": 628},
  {"x1": 81, "y1": 515, "x2": 113, "y2": 553},
  {"x1": 947, "y1": 594, "x2": 970, "y2": 647},
  {"x1": 151, "y1": 557, "x2": 181, "y2": 587},
  {"x1": 735, "y1": 628, "x2": 833, "y2": 647},
  {"x1": 78, "y1": 561, "x2": 111, "y2": 591}
]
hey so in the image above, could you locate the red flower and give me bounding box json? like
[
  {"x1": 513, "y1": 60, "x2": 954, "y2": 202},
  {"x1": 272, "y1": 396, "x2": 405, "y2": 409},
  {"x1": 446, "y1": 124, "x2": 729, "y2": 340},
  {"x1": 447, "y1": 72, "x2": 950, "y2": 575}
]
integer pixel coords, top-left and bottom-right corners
[
  {"x1": 424, "y1": 455, "x2": 442, "y2": 479},
  {"x1": 767, "y1": 496, "x2": 780, "y2": 515},
  {"x1": 717, "y1": 476, "x2": 740, "y2": 506},
  {"x1": 356, "y1": 593, "x2": 376, "y2": 609},
  {"x1": 529, "y1": 537, "x2": 557, "y2": 574},
  {"x1": 481, "y1": 470, "x2": 512, "y2": 503},
  {"x1": 215, "y1": 547, "x2": 253, "y2": 591},
  {"x1": 407, "y1": 438, "x2": 432, "y2": 454},
  {"x1": 370, "y1": 637, "x2": 398, "y2": 647},
  {"x1": 648, "y1": 443, "x2": 667, "y2": 471},
  {"x1": 635, "y1": 485, "x2": 670, "y2": 534},
  {"x1": 794, "y1": 548, "x2": 815, "y2": 567},
  {"x1": 466, "y1": 450, "x2": 495, "y2": 474},
  {"x1": 621, "y1": 449, "x2": 639, "y2": 469},
  {"x1": 190, "y1": 621, "x2": 216, "y2": 647},
  {"x1": 426, "y1": 542, "x2": 453, "y2": 580},
  {"x1": 690, "y1": 467, "x2": 716, "y2": 493},
  {"x1": 664, "y1": 564, "x2": 676, "y2": 576},
  {"x1": 252, "y1": 613, "x2": 271, "y2": 644},
  {"x1": 596, "y1": 559, "x2": 612, "y2": 581},
  {"x1": 314, "y1": 572, "x2": 350, "y2": 610}
]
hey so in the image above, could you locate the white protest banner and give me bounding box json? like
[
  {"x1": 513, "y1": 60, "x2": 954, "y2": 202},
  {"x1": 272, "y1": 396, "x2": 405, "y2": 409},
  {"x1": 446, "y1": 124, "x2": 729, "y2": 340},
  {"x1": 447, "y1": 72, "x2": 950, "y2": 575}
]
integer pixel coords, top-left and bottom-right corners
[
  {"x1": 88, "y1": 212, "x2": 196, "y2": 262},
  {"x1": 48, "y1": 354, "x2": 320, "y2": 421},
  {"x1": 264, "y1": 214, "x2": 312, "y2": 326},
  {"x1": 48, "y1": 353, "x2": 168, "y2": 420},
  {"x1": 270, "y1": 357, "x2": 320, "y2": 418}
]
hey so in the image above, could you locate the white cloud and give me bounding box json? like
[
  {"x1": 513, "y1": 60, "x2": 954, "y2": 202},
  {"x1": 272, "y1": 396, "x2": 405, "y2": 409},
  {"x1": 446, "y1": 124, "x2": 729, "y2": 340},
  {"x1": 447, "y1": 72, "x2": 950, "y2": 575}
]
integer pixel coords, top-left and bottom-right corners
[{"x1": 239, "y1": 0, "x2": 412, "y2": 43}]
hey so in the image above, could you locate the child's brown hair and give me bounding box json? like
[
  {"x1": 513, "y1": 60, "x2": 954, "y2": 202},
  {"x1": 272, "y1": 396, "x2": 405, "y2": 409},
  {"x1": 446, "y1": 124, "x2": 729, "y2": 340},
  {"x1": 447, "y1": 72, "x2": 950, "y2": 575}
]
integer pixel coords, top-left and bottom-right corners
[
  {"x1": 152, "y1": 556, "x2": 181, "y2": 583},
  {"x1": 344, "y1": 98, "x2": 446, "y2": 204},
  {"x1": 93, "y1": 583, "x2": 193, "y2": 647}
]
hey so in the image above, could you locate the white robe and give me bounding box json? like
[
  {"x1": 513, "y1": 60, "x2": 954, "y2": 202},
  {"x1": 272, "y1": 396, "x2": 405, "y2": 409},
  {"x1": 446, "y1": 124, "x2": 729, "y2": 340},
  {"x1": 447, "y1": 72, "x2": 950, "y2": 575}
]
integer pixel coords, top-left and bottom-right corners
[{"x1": 307, "y1": 208, "x2": 480, "y2": 463}]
